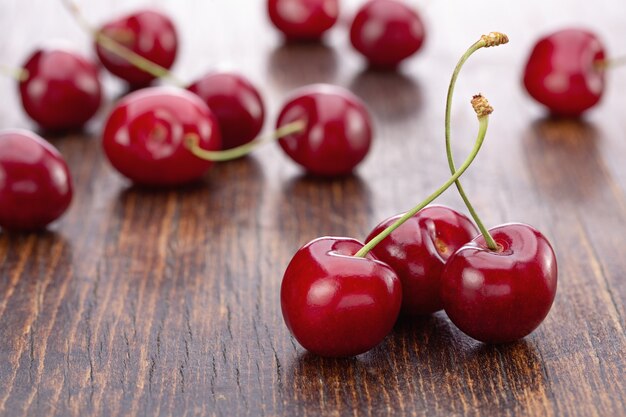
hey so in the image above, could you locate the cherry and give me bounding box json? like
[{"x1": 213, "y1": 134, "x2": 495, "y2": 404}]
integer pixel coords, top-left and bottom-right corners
[
  {"x1": 365, "y1": 206, "x2": 478, "y2": 316},
  {"x1": 0, "y1": 130, "x2": 73, "y2": 231},
  {"x1": 523, "y1": 29, "x2": 606, "y2": 117},
  {"x1": 187, "y1": 72, "x2": 265, "y2": 150},
  {"x1": 441, "y1": 224, "x2": 558, "y2": 343},
  {"x1": 441, "y1": 34, "x2": 558, "y2": 343},
  {"x1": 102, "y1": 87, "x2": 221, "y2": 186},
  {"x1": 268, "y1": 0, "x2": 339, "y2": 41},
  {"x1": 95, "y1": 9, "x2": 178, "y2": 87},
  {"x1": 281, "y1": 237, "x2": 402, "y2": 357},
  {"x1": 19, "y1": 47, "x2": 102, "y2": 131},
  {"x1": 276, "y1": 84, "x2": 372, "y2": 176},
  {"x1": 350, "y1": 0, "x2": 426, "y2": 69}
]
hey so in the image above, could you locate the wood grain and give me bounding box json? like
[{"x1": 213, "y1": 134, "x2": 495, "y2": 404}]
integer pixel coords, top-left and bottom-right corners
[{"x1": 1, "y1": 0, "x2": 625, "y2": 416}]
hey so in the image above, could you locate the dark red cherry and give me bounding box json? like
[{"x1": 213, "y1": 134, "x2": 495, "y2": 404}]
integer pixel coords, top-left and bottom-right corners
[
  {"x1": 96, "y1": 9, "x2": 178, "y2": 87},
  {"x1": 350, "y1": 0, "x2": 426, "y2": 69},
  {"x1": 19, "y1": 47, "x2": 102, "y2": 131},
  {"x1": 102, "y1": 87, "x2": 221, "y2": 186},
  {"x1": 441, "y1": 223, "x2": 558, "y2": 344},
  {"x1": 523, "y1": 29, "x2": 606, "y2": 117},
  {"x1": 0, "y1": 130, "x2": 73, "y2": 231},
  {"x1": 281, "y1": 237, "x2": 402, "y2": 357},
  {"x1": 276, "y1": 84, "x2": 372, "y2": 176},
  {"x1": 187, "y1": 72, "x2": 265, "y2": 150},
  {"x1": 268, "y1": 0, "x2": 339, "y2": 40},
  {"x1": 366, "y1": 205, "x2": 478, "y2": 316}
]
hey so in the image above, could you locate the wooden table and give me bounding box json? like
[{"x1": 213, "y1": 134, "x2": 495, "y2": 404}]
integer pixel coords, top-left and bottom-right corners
[{"x1": 1, "y1": 1, "x2": 625, "y2": 416}]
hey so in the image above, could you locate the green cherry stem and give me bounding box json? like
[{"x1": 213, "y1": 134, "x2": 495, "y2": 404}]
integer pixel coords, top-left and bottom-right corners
[
  {"x1": 185, "y1": 120, "x2": 306, "y2": 162},
  {"x1": 595, "y1": 55, "x2": 626, "y2": 70},
  {"x1": 60, "y1": 0, "x2": 186, "y2": 87},
  {"x1": 355, "y1": 95, "x2": 493, "y2": 258},
  {"x1": 0, "y1": 65, "x2": 29, "y2": 82},
  {"x1": 445, "y1": 32, "x2": 509, "y2": 251}
]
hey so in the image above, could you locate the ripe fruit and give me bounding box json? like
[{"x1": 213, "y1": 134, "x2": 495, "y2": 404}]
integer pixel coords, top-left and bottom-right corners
[
  {"x1": 276, "y1": 84, "x2": 372, "y2": 176},
  {"x1": 281, "y1": 237, "x2": 402, "y2": 357},
  {"x1": 441, "y1": 223, "x2": 558, "y2": 343},
  {"x1": 268, "y1": 0, "x2": 339, "y2": 40},
  {"x1": 102, "y1": 87, "x2": 221, "y2": 186},
  {"x1": 350, "y1": 0, "x2": 426, "y2": 69},
  {"x1": 523, "y1": 29, "x2": 606, "y2": 117},
  {"x1": 96, "y1": 9, "x2": 178, "y2": 86},
  {"x1": 187, "y1": 72, "x2": 265, "y2": 150},
  {"x1": 366, "y1": 206, "x2": 477, "y2": 315},
  {"x1": 19, "y1": 47, "x2": 102, "y2": 131},
  {"x1": 0, "y1": 130, "x2": 73, "y2": 231}
]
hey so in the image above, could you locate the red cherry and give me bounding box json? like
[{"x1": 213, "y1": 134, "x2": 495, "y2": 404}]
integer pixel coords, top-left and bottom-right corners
[
  {"x1": 441, "y1": 223, "x2": 558, "y2": 344},
  {"x1": 96, "y1": 9, "x2": 178, "y2": 87},
  {"x1": 350, "y1": 0, "x2": 426, "y2": 69},
  {"x1": 102, "y1": 87, "x2": 221, "y2": 186},
  {"x1": 19, "y1": 47, "x2": 102, "y2": 131},
  {"x1": 523, "y1": 29, "x2": 606, "y2": 117},
  {"x1": 366, "y1": 205, "x2": 478, "y2": 316},
  {"x1": 276, "y1": 84, "x2": 373, "y2": 176},
  {"x1": 268, "y1": 0, "x2": 339, "y2": 40},
  {"x1": 281, "y1": 237, "x2": 402, "y2": 357},
  {"x1": 187, "y1": 72, "x2": 265, "y2": 150},
  {"x1": 0, "y1": 130, "x2": 73, "y2": 231}
]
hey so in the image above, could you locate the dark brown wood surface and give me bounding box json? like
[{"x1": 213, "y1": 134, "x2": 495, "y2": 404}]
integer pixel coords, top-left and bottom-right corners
[{"x1": 1, "y1": 1, "x2": 625, "y2": 416}]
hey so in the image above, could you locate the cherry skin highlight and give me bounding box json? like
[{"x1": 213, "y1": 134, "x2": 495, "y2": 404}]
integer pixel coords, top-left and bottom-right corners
[
  {"x1": 281, "y1": 237, "x2": 402, "y2": 357},
  {"x1": 441, "y1": 223, "x2": 558, "y2": 344},
  {"x1": 268, "y1": 0, "x2": 339, "y2": 40},
  {"x1": 276, "y1": 84, "x2": 372, "y2": 176},
  {"x1": 96, "y1": 9, "x2": 178, "y2": 87},
  {"x1": 19, "y1": 47, "x2": 102, "y2": 131},
  {"x1": 187, "y1": 72, "x2": 265, "y2": 150},
  {"x1": 366, "y1": 205, "x2": 478, "y2": 316},
  {"x1": 523, "y1": 28, "x2": 606, "y2": 117},
  {"x1": 350, "y1": 0, "x2": 426, "y2": 69},
  {"x1": 102, "y1": 87, "x2": 221, "y2": 186},
  {"x1": 0, "y1": 130, "x2": 73, "y2": 231}
]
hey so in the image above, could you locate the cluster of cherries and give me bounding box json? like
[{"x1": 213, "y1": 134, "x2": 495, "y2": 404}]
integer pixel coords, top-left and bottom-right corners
[
  {"x1": 0, "y1": 1, "x2": 387, "y2": 230},
  {"x1": 281, "y1": 33, "x2": 559, "y2": 357},
  {"x1": 0, "y1": 1, "x2": 617, "y2": 354}
]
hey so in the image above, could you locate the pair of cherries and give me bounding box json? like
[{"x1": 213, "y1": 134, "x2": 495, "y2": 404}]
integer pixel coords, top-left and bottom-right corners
[
  {"x1": 103, "y1": 83, "x2": 372, "y2": 185},
  {"x1": 14, "y1": 8, "x2": 178, "y2": 131},
  {"x1": 281, "y1": 33, "x2": 558, "y2": 357},
  {"x1": 268, "y1": 0, "x2": 426, "y2": 68}
]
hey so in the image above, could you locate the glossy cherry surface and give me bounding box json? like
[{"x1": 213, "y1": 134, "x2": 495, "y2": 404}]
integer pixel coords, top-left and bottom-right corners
[
  {"x1": 187, "y1": 72, "x2": 265, "y2": 150},
  {"x1": 268, "y1": 0, "x2": 339, "y2": 40},
  {"x1": 281, "y1": 237, "x2": 402, "y2": 357},
  {"x1": 102, "y1": 87, "x2": 221, "y2": 186},
  {"x1": 96, "y1": 9, "x2": 178, "y2": 86},
  {"x1": 350, "y1": 0, "x2": 426, "y2": 69},
  {"x1": 523, "y1": 29, "x2": 606, "y2": 117},
  {"x1": 0, "y1": 130, "x2": 73, "y2": 231},
  {"x1": 366, "y1": 206, "x2": 478, "y2": 316},
  {"x1": 276, "y1": 84, "x2": 372, "y2": 176},
  {"x1": 441, "y1": 223, "x2": 558, "y2": 344},
  {"x1": 19, "y1": 47, "x2": 102, "y2": 131}
]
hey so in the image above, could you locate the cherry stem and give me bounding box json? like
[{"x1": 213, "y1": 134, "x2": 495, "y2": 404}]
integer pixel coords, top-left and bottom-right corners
[
  {"x1": 60, "y1": 0, "x2": 186, "y2": 87},
  {"x1": 355, "y1": 96, "x2": 493, "y2": 258},
  {"x1": 0, "y1": 65, "x2": 29, "y2": 82},
  {"x1": 185, "y1": 120, "x2": 306, "y2": 162},
  {"x1": 595, "y1": 55, "x2": 626, "y2": 70},
  {"x1": 445, "y1": 33, "x2": 509, "y2": 252}
]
